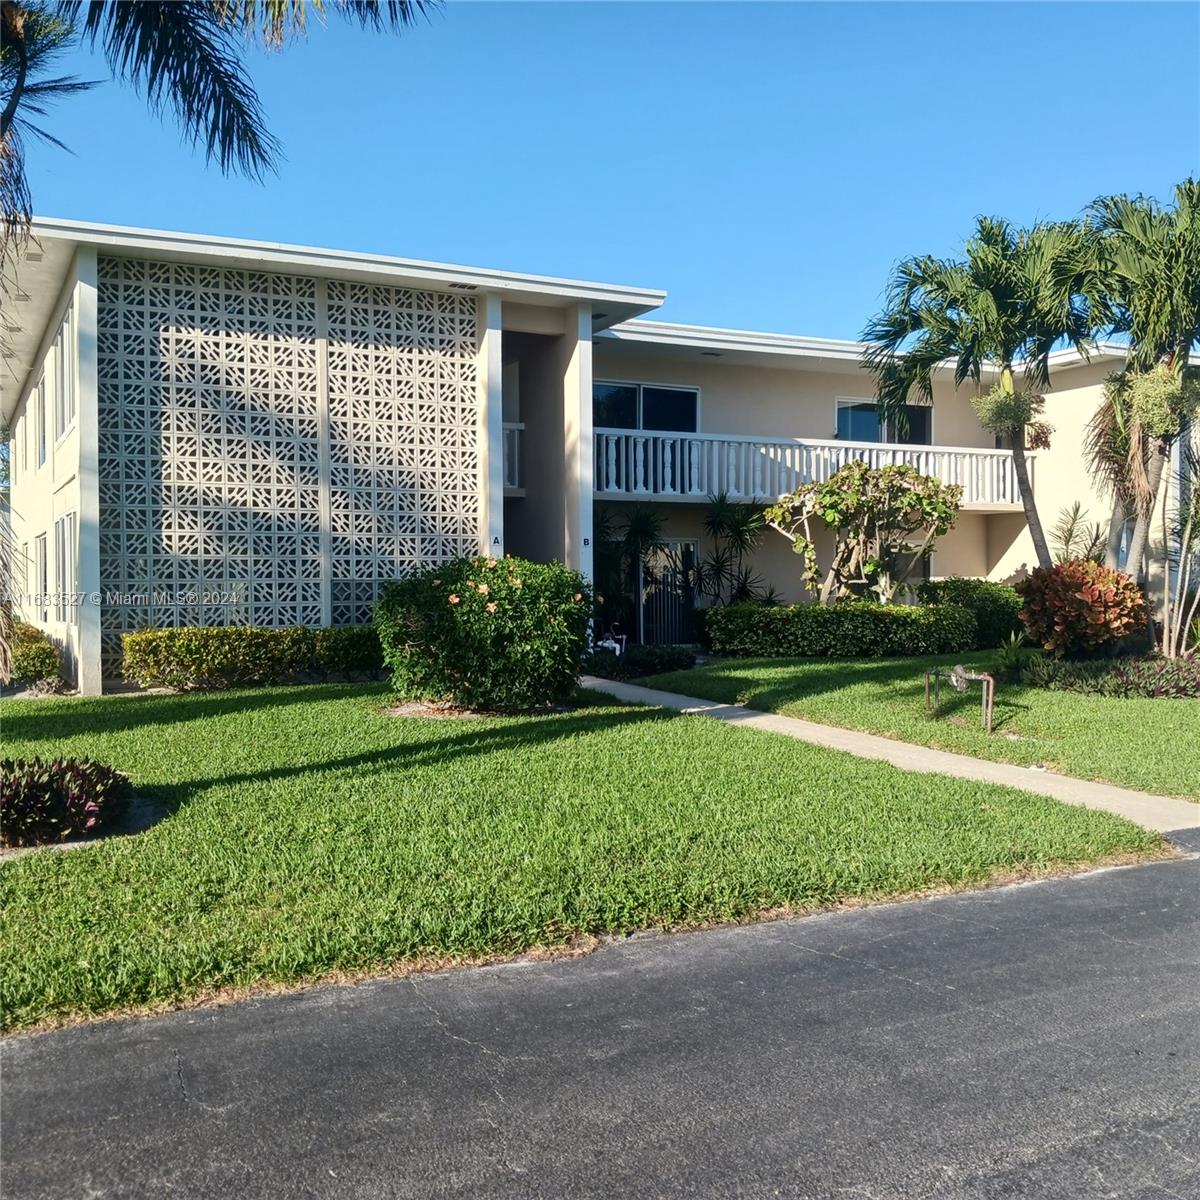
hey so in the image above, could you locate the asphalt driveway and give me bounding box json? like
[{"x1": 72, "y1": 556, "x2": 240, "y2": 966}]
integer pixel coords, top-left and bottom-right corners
[{"x1": 5, "y1": 850, "x2": 1199, "y2": 1199}]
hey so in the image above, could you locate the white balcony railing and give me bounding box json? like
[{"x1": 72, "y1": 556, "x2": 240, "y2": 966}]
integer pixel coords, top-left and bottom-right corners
[
  {"x1": 503, "y1": 422, "x2": 523, "y2": 492},
  {"x1": 592, "y1": 428, "x2": 1029, "y2": 510}
]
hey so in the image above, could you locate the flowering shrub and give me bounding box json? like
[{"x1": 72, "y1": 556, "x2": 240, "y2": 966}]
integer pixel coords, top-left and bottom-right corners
[
  {"x1": 9, "y1": 623, "x2": 61, "y2": 689},
  {"x1": 0, "y1": 758, "x2": 132, "y2": 847},
  {"x1": 705, "y1": 601, "x2": 977, "y2": 658},
  {"x1": 1015, "y1": 561, "x2": 1147, "y2": 658},
  {"x1": 375, "y1": 556, "x2": 592, "y2": 710}
]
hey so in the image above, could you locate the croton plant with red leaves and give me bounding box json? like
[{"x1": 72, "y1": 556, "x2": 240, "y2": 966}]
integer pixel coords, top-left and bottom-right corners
[{"x1": 1015, "y1": 560, "x2": 1147, "y2": 658}]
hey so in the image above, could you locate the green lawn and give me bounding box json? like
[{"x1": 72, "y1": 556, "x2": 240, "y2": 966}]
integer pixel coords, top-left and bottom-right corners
[
  {"x1": 646, "y1": 654, "x2": 1200, "y2": 799},
  {"x1": 0, "y1": 684, "x2": 1162, "y2": 1031}
]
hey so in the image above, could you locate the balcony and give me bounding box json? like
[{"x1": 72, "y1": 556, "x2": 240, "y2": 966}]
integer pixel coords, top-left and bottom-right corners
[{"x1": 592, "y1": 429, "x2": 1029, "y2": 511}]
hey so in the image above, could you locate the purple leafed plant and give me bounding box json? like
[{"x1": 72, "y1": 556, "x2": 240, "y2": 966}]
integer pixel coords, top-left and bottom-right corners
[{"x1": 1, "y1": 759, "x2": 132, "y2": 848}]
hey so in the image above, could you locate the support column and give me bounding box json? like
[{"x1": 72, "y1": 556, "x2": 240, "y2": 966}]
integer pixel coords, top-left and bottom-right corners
[
  {"x1": 315, "y1": 277, "x2": 332, "y2": 625},
  {"x1": 74, "y1": 247, "x2": 102, "y2": 696},
  {"x1": 563, "y1": 303, "x2": 593, "y2": 579},
  {"x1": 477, "y1": 293, "x2": 504, "y2": 557}
]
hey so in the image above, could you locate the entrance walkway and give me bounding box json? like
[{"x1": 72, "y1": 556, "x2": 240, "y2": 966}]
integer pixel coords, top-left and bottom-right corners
[{"x1": 581, "y1": 676, "x2": 1200, "y2": 836}]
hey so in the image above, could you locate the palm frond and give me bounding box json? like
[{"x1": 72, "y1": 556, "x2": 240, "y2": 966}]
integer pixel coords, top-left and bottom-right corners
[{"x1": 66, "y1": 0, "x2": 281, "y2": 177}]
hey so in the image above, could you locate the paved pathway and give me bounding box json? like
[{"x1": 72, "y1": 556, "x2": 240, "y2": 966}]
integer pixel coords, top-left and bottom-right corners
[
  {"x1": 5, "y1": 854, "x2": 1198, "y2": 1199},
  {"x1": 582, "y1": 676, "x2": 1200, "y2": 835}
]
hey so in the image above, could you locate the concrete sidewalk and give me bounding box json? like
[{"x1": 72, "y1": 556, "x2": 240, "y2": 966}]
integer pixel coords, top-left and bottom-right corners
[{"x1": 582, "y1": 675, "x2": 1200, "y2": 835}]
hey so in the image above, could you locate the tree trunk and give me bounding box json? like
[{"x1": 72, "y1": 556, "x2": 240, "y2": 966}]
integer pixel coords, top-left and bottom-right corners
[
  {"x1": 1124, "y1": 435, "x2": 1169, "y2": 583},
  {"x1": 1011, "y1": 441, "x2": 1051, "y2": 570},
  {"x1": 1104, "y1": 500, "x2": 1128, "y2": 570},
  {"x1": 0, "y1": 3, "x2": 29, "y2": 141}
]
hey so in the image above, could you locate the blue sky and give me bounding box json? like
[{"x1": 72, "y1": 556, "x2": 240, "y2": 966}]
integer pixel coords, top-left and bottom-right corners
[{"x1": 25, "y1": 1, "x2": 1200, "y2": 338}]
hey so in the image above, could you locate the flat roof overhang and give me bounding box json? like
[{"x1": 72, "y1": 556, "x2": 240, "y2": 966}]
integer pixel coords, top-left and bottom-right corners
[
  {"x1": 598, "y1": 318, "x2": 1129, "y2": 377},
  {"x1": 2, "y1": 219, "x2": 668, "y2": 420}
]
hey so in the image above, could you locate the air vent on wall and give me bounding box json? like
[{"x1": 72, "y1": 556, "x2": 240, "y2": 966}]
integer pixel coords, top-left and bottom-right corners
[
  {"x1": 24, "y1": 252, "x2": 43, "y2": 263},
  {"x1": 447, "y1": 282, "x2": 477, "y2": 291}
]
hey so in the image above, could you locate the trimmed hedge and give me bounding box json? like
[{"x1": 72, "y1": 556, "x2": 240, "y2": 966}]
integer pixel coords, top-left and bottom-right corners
[
  {"x1": 706, "y1": 601, "x2": 977, "y2": 659},
  {"x1": 10, "y1": 623, "x2": 61, "y2": 688},
  {"x1": 917, "y1": 578, "x2": 1022, "y2": 649},
  {"x1": 122, "y1": 625, "x2": 382, "y2": 690},
  {"x1": 0, "y1": 757, "x2": 132, "y2": 847},
  {"x1": 585, "y1": 644, "x2": 696, "y2": 681},
  {"x1": 376, "y1": 555, "x2": 591, "y2": 711}
]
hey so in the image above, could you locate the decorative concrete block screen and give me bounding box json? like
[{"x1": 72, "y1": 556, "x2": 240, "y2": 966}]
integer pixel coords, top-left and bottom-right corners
[
  {"x1": 96, "y1": 256, "x2": 482, "y2": 671},
  {"x1": 325, "y1": 280, "x2": 481, "y2": 625}
]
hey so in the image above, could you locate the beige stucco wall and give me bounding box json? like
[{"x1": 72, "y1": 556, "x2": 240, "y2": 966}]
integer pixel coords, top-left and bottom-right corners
[
  {"x1": 591, "y1": 344, "x2": 999, "y2": 449},
  {"x1": 603, "y1": 499, "x2": 1006, "y2": 607},
  {"x1": 7, "y1": 276, "x2": 84, "y2": 683}
]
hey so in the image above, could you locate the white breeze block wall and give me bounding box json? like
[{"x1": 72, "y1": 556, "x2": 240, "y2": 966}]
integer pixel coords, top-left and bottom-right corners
[{"x1": 95, "y1": 256, "x2": 482, "y2": 672}]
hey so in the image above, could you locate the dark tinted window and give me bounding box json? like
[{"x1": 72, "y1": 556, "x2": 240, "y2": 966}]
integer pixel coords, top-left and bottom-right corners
[
  {"x1": 641, "y1": 386, "x2": 698, "y2": 432},
  {"x1": 896, "y1": 404, "x2": 933, "y2": 446},
  {"x1": 836, "y1": 401, "x2": 881, "y2": 442},
  {"x1": 593, "y1": 383, "x2": 638, "y2": 429}
]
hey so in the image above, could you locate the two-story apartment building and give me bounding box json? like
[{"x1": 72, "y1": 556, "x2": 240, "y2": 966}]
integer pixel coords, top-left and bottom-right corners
[{"x1": 3, "y1": 220, "x2": 1141, "y2": 693}]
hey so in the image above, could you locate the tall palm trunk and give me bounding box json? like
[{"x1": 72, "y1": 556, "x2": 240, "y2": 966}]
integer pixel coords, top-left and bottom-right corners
[
  {"x1": 1011, "y1": 440, "x2": 1051, "y2": 569},
  {"x1": 1104, "y1": 501, "x2": 1128, "y2": 569},
  {"x1": 996, "y1": 365, "x2": 1052, "y2": 570},
  {"x1": 1124, "y1": 434, "x2": 1170, "y2": 582}
]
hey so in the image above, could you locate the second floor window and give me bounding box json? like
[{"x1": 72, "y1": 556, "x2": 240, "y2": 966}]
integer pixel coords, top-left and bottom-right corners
[
  {"x1": 836, "y1": 398, "x2": 932, "y2": 446},
  {"x1": 54, "y1": 306, "x2": 75, "y2": 439},
  {"x1": 594, "y1": 382, "x2": 699, "y2": 433},
  {"x1": 36, "y1": 376, "x2": 47, "y2": 466}
]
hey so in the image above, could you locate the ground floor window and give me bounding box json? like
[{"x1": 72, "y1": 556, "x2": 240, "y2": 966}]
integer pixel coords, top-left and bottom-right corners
[
  {"x1": 54, "y1": 512, "x2": 78, "y2": 623},
  {"x1": 35, "y1": 534, "x2": 48, "y2": 622}
]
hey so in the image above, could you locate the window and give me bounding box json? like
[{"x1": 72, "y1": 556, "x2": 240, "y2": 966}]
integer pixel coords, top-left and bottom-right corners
[
  {"x1": 54, "y1": 306, "x2": 75, "y2": 438},
  {"x1": 593, "y1": 381, "x2": 698, "y2": 433},
  {"x1": 55, "y1": 512, "x2": 78, "y2": 623},
  {"x1": 35, "y1": 375, "x2": 46, "y2": 466},
  {"x1": 35, "y1": 534, "x2": 48, "y2": 622},
  {"x1": 835, "y1": 398, "x2": 932, "y2": 446}
]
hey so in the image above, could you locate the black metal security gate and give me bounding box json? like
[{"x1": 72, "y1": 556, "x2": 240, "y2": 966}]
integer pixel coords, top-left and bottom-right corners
[{"x1": 638, "y1": 539, "x2": 698, "y2": 645}]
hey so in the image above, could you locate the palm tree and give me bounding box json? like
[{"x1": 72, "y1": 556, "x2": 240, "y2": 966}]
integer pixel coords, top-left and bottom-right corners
[
  {"x1": 1088, "y1": 181, "x2": 1200, "y2": 581},
  {"x1": 0, "y1": 3, "x2": 95, "y2": 274},
  {"x1": 0, "y1": 0, "x2": 437, "y2": 262},
  {"x1": 861, "y1": 217, "x2": 1098, "y2": 570}
]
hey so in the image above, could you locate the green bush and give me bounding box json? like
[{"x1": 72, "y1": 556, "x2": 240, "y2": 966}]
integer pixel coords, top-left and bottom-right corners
[
  {"x1": 375, "y1": 556, "x2": 592, "y2": 711},
  {"x1": 123, "y1": 626, "x2": 316, "y2": 690},
  {"x1": 1016, "y1": 561, "x2": 1146, "y2": 658},
  {"x1": 706, "y1": 601, "x2": 977, "y2": 659},
  {"x1": 121, "y1": 624, "x2": 385, "y2": 690},
  {"x1": 0, "y1": 757, "x2": 132, "y2": 847},
  {"x1": 918, "y1": 578, "x2": 1023, "y2": 648},
  {"x1": 585, "y1": 644, "x2": 696, "y2": 681},
  {"x1": 312, "y1": 626, "x2": 383, "y2": 677},
  {"x1": 9, "y1": 623, "x2": 61, "y2": 687}
]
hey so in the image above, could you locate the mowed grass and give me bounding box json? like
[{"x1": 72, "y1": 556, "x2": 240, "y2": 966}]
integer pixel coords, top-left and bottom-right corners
[
  {"x1": 647, "y1": 654, "x2": 1200, "y2": 799},
  {"x1": 0, "y1": 683, "x2": 1162, "y2": 1031}
]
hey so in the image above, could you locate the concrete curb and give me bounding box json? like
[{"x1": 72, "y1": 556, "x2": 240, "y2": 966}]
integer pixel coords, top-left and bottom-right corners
[{"x1": 581, "y1": 676, "x2": 1200, "y2": 835}]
